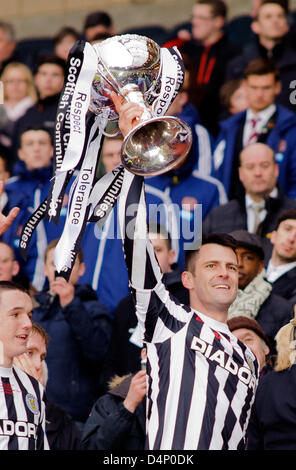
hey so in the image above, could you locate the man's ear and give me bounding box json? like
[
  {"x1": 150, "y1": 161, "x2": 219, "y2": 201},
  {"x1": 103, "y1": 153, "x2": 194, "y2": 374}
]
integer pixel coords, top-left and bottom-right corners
[
  {"x1": 78, "y1": 262, "x2": 85, "y2": 278},
  {"x1": 251, "y1": 20, "x2": 260, "y2": 35},
  {"x1": 181, "y1": 270, "x2": 194, "y2": 290},
  {"x1": 12, "y1": 260, "x2": 19, "y2": 277},
  {"x1": 270, "y1": 230, "x2": 277, "y2": 246}
]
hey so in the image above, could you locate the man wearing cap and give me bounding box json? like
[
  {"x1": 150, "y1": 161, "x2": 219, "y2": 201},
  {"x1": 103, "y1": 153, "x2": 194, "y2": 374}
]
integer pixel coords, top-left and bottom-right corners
[
  {"x1": 228, "y1": 229, "x2": 293, "y2": 349},
  {"x1": 227, "y1": 316, "x2": 272, "y2": 374}
]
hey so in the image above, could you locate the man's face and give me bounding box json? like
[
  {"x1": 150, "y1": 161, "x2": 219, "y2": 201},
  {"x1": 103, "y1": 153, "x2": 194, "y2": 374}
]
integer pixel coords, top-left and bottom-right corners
[
  {"x1": 253, "y1": 3, "x2": 289, "y2": 40},
  {"x1": 25, "y1": 331, "x2": 47, "y2": 378},
  {"x1": 0, "y1": 290, "x2": 32, "y2": 367},
  {"x1": 101, "y1": 138, "x2": 122, "y2": 173},
  {"x1": 150, "y1": 234, "x2": 175, "y2": 274},
  {"x1": 44, "y1": 248, "x2": 85, "y2": 287},
  {"x1": 191, "y1": 4, "x2": 222, "y2": 42},
  {"x1": 0, "y1": 28, "x2": 15, "y2": 63},
  {"x1": 232, "y1": 327, "x2": 268, "y2": 370},
  {"x1": 0, "y1": 243, "x2": 19, "y2": 281},
  {"x1": 271, "y1": 219, "x2": 296, "y2": 263},
  {"x1": 18, "y1": 130, "x2": 53, "y2": 170},
  {"x1": 239, "y1": 144, "x2": 279, "y2": 197},
  {"x1": 183, "y1": 244, "x2": 238, "y2": 314},
  {"x1": 245, "y1": 73, "x2": 280, "y2": 112},
  {"x1": 236, "y1": 246, "x2": 264, "y2": 289},
  {"x1": 34, "y1": 63, "x2": 64, "y2": 99},
  {"x1": 229, "y1": 82, "x2": 248, "y2": 114}
]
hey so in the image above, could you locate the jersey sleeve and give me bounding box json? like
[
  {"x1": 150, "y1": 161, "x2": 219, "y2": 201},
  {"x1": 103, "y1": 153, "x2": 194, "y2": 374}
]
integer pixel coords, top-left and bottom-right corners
[{"x1": 117, "y1": 170, "x2": 191, "y2": 344}]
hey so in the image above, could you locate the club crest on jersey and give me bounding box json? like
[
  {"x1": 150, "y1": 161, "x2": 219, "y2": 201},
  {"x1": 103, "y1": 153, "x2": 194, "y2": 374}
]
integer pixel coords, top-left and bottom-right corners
[
  {"x1": 25, "y1": 393, "x2": 39, "y2": 415},
  {"x1": 245, "y1": 350, "x2": 255, "y2": 375}
]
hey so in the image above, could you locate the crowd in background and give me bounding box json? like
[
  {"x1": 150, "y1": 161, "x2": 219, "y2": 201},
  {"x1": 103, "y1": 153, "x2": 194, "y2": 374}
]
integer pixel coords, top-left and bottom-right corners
[{"x1": 0, "y1": 0, "x2": 296, "y2": 451}]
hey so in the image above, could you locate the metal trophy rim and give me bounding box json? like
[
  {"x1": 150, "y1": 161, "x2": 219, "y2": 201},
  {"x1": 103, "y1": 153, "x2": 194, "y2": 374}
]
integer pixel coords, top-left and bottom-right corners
[{"x1": 120, "y1": 115, "x2": 192, "y2": 177}]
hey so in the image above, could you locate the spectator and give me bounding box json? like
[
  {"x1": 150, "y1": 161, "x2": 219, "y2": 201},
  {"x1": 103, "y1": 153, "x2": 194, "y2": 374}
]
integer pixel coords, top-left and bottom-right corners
[
  {"x1": 0, "y1": 151, "x2": 11, "y2": 209},
  {"x1": 226, "y1": 0, "x2": 296, "y2": 112},
  {"x1": 2, "y1": 126, "x2": 53, "y2": 254},
  {"x1": 203, "y1": 143, "x2": 296, "y2": 259},
  {"x1": 100, "y1": 223, "x2": 189, "y2": 392},
  {"x1": 228, "y1": 229, "x2": 293, "y2": 349},
  {"x1": 1, "y1": 126, "x2": 75, "y2": 292},
  {"x1": 266, "y1": 208, "x2": 296, "y2": 302},
  {"x1": 14, "y1": 322, "x2": 82, "y2": 450},
  {"x1": 32, "y1": 239, "x2": 112, "y2": 426},
  {"x1": 0, "y1": 21, "x2": 20, "y2": 76},
  {"x1": 0, "y1": 281, "x2": 48, "y2": 449},
  {"x1": 0, "y1": 62, "x2": 37, "y2": 151},
  {"x1": 212, "y1": 58, "x2": 296, "y2": 199},
  {"x1": 81, "y1": 368, "x2": 146, "y2": 450},
  {"x1": 11, "y1": 54, "x2": 66, "y2": 163},
  {"x1": 83, "y1": 11, "x2": 115, "y2": 42},
  {"x1": 247, "y1": 312, "x2": 296, "y2": 450},
  {"x1": 177, "y1": 0, "x2": 241, "y2": 136},
  {"x1": 96, "y1": 135, "x2": 123, "y2": 179},
  {"x1": 53, "y1": 27, "x2": 81, "y2": 62},
  {"x1": 227, "y1": 315, "x2": 272, "y2": 373},
  {"x1": 219, "y1": 78, "x2": 248, "y2": 119}
]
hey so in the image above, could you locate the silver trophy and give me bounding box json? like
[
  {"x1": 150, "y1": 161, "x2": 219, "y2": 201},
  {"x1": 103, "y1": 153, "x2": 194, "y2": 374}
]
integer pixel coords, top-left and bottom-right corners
[{"x1": 90, "y1": 34, "x2": 192, "y2": 176}]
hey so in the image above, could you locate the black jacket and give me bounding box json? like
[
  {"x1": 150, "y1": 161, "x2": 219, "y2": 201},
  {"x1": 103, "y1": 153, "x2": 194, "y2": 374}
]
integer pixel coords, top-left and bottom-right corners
[
  {"x1": 255, "y1": 292, "x2": 293, "y2": 353},
  {"x1": 100, "y1": 265, "x2": 189, "y2": 393},
  {"x1": 247, "y1": 365, "x2": 296, "y2": 450},
  {"x1": 45, "y1": 397, "x2": 82, "y2": 450},
  {"x1": 269, "y1": 266, "x2": 296, "y2": 305},
  {"x1": 81, "y1": 375, "x2": 145, "y2": 451}
]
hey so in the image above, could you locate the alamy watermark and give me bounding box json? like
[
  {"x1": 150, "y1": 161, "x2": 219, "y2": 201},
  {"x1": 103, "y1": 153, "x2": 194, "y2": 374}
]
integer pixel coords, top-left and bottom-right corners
[{"x1": 93, "y1": 201, "x2": 203, "y2": 252}]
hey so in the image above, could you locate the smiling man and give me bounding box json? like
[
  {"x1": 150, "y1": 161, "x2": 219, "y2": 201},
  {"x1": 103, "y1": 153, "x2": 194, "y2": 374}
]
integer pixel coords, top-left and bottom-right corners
[
  {"x1": 0, "y1": 281, "x2": 48, "y2": 449},
  {"x1": 111, "y1": 92, "x2": 260, "y2": 450}
]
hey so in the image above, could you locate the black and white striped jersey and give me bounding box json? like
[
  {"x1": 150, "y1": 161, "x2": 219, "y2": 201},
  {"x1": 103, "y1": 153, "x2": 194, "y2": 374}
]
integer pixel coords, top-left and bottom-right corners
[
  {"x1": 0, "y1": 365, "x2": 49, "y2": 450},
  {"x1": 118, "y1": 171, "x2": 260, "y2": 450}
]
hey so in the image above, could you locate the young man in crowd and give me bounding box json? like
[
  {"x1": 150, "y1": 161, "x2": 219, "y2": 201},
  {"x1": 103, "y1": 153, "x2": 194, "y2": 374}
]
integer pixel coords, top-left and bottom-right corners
[
  {"x1": 0, "y1": 281, "x2": 48, "y2": 449},
  {"x1": 226, "y1": 0, "x2": 296, "y2": 111},
  {"x1": 266, "y1": 208, "x2": 296, "y2": 303},
  {"x1": 14, "y1": 322, "x2": 82, "y2": 450},
  {"x1": 212, "y1": 58, "x2": 296, "y2": 199},
  {"x1": 11, "y1": 54, "x2": 66, "y2": 163}
]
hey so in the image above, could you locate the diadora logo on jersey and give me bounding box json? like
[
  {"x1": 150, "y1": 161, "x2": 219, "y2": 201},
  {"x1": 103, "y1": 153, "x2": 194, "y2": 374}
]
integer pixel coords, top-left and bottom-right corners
[
  {"x1": 190, "y1": 336, "x2": 257, "y2": 390},
  {"x1": 0, "y1": 420, "x2": 37, "y2": 439},
  {"x1": 25, "y1": 393, "x2": 39, "y2": 415}
]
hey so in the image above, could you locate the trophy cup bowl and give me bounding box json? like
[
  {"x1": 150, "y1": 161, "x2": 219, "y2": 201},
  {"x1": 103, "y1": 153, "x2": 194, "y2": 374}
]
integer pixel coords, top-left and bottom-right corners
[{"x1": 91, "y1": 34, "x2": 192, "y2": 176}]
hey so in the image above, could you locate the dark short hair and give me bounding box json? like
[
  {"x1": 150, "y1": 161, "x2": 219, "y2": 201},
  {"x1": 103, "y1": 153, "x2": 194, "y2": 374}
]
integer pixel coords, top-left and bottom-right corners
[
  {"x1": 275, "y1": 208, "x2": 296, "y2": 230},
  {"x1": 53, "y1": 26, "x2": 81, "y2": 45},
  {"x1": 244, "y1": 58, "x2": 280, "y2": 82},
  {"x1": 0, "y1": 280, "x2": 30, "y2": 299},
  {"x1": 31, "y1": 321, "x2": 50, "y2": 347},
  {"x1": 195, "y1": 0, "x2": 227, "y2": 18},
  {"x1": 36, "y1": 54, "x2": 67, "y2": 77},
  {"x1": 185, "y1": 233, "x2": 238, "y2": 272},
  {"x1": 0, "y1": 21, "x2": 15, "y2": 42},
  {"x1": 19, "y1": 126, "x2": 53, "y2": 148},
  {"x1": 259, "y1": 0, "x2": 289, "y2": 15},
  {"x1": 84, "y1": 11, "x2": 113, "y2": 30}
]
